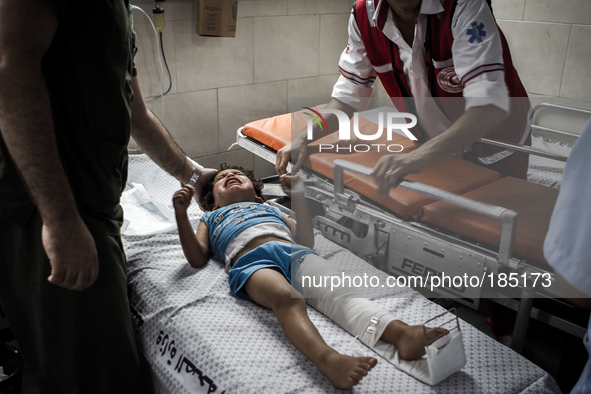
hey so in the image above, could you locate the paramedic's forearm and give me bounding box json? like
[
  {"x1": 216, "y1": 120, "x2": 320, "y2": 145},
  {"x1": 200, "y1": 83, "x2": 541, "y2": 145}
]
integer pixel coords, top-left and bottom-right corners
[
  {"x1": 130, "y1": 76, "x2": 194, "y2": 184},
  {"x1": 176, "y1": 213, "x2": 207, "y2": 268},
  {"x1": 276, "y1": 99, "x2": 356, "y2": 175},
  {"x1": 408, "y1": 105, "x2": 506, "y2": 169},
  {"x1": 301, "y1": 98, "x2": 357, "y2": 141}
]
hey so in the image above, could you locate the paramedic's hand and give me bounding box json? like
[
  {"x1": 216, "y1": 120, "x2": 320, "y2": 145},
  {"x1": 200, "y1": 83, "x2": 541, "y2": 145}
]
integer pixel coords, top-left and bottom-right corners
[
  {"x1": 280, "y1": 174, "x2": 304, "y2": 198},
  {"x1": 372, "y1": 154, "x2": 425, "y2": 199},
  {"x1": 43, "y1": 217, "x2": 99, "y2": 291},
  {"x1": 276, "y1": 131, "x2": 307, "y2": 176},
  {"x1": 192, "y1": 168, "x2": 216, "y2": 212},
  {"x1": 173, "y1": 185, "x2": 194, "y2": 215}
]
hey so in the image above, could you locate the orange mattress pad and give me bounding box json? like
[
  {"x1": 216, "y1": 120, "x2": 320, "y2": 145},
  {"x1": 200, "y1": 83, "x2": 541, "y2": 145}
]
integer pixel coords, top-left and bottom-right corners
[
  {"x1": 242, "y1": 105, "x2": 327, "y2": 152},
  {"x1": 242, "y1": 105, "x2": 420, "y2": 154},
  {"x1": 420, "y1": 177, "x2": 558, "y2": 265},
  {"x1": 307, "y1": 152, "x2": 500, "y2": 219},
  {"x1": 241, "y1": 108, "x2": 500, "y2": 219},
  {"x1": 242, "y1": 110, "x2": 555, "y2": 265}
]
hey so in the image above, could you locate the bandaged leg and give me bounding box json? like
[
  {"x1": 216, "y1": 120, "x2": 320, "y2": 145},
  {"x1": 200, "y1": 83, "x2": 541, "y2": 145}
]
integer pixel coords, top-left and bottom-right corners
[
  {"x1": 292, "y1": 254, "x2": 396, "y2": 348},
  {"x1": 293, "y1": 254, "x2": 466, "y2": 385}
]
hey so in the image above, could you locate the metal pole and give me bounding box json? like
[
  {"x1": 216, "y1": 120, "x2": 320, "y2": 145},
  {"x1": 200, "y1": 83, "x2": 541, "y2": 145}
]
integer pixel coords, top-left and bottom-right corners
[{"x1": 511, "y1": 275, "x2": 536, "y2": 353}]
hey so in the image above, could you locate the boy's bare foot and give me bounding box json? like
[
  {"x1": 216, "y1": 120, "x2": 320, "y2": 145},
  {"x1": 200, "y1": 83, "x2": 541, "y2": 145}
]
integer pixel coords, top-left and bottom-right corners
[
  {"x1": 317, "y1": 351, "x2": 377, "y2": 389},
  {"x1": 382, "y1": 321, "x2": 448, "y2": 360}
]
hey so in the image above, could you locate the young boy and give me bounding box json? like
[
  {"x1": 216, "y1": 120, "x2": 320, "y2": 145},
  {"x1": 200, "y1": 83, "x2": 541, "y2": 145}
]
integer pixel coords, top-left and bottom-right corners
[{"x1": 173, "y1": 164, "x2": 443, "y2": 389}]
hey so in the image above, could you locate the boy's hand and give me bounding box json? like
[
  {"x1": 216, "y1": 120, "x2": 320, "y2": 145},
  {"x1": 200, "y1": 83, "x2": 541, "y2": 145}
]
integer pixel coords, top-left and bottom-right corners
[{"x1": 173, "y1": 185, "x2": 194, "y2": 215}]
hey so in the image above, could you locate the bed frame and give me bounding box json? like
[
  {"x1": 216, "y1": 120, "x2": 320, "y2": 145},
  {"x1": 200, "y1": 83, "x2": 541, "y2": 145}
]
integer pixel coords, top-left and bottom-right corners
[{"x1": 235, "y1": 102, "x2": 590, "y2": 354}]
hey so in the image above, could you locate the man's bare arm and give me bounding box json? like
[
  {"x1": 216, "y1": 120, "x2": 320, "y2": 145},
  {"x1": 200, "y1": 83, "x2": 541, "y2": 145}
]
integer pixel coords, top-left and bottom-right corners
[
  {"x1": 276, "y1": 98, "x2": 356, "y2": 175},
  {"x1": 373, "y1": 105, "x2": 506, "y2": 195},
  {"x1": 406, "y1": 105, "x2": 506, "y2": 168},
  {"x1": 0, "y1": 0, "x2": 98, "y2": 290},
  {"x1": 130, "y1": 76, "x2": 194, "y2": 183},
  {"x1": 130, "y1": 76, "x2": 217, "y2": 209}
]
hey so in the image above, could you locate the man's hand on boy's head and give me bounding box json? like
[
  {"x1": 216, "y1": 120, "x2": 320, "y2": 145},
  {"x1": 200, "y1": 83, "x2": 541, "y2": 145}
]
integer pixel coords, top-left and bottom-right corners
[
  {"x1": 192, "y1": 167, "x2": 217, "y2": 211},
  {"x1": 173, "y1": 185, "x2": 194, "y2": 215}
]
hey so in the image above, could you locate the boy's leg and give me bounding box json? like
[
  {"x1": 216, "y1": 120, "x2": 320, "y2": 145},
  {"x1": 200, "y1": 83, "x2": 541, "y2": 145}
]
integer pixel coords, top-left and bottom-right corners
[
  {"x1": 294, "y1": 254, "x2": 443, "y2": 359},
  {"x1": 243, "y1": 267, "x2": 377, "y2": 389}
]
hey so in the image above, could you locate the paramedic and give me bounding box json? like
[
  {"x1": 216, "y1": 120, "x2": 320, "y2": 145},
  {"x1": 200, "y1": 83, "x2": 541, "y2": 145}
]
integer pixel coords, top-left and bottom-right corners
[
  {"x1": 275, "y1": 0, "x2": 529, "y2": 340},
  {"x1": 0, "y1": 1, "x2": 213, "y2": 392},
  {"x1": 275, "y1": 0, "x2": 531, "y2": 190},
  {"x1": 543, "y1": 119, "x2": 591, "y2": 394}
]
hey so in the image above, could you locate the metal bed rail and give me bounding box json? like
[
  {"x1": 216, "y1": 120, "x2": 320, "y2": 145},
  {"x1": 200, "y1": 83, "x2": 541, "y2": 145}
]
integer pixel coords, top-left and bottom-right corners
[
  {"x1": 333, "y1": 159, "x2": 519, "y2": 269},
  {"x1": 529, "y1": 102, "x2": 591, "y2": 144}
]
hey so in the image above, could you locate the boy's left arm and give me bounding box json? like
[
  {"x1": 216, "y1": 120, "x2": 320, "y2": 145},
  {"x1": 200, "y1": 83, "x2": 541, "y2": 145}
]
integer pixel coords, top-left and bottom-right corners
[
  {"x1": 173, "y1": 185, "x2": 210, "y2": 268},
  {"x1": 281, "y1": 175, "x2": 314, "y2": 249}
]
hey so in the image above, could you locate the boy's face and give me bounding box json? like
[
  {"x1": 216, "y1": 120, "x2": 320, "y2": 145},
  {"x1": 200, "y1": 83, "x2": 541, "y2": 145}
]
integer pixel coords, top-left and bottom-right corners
[{"x1": 211, "y1": 169, "x2": 263, "y2": 209}]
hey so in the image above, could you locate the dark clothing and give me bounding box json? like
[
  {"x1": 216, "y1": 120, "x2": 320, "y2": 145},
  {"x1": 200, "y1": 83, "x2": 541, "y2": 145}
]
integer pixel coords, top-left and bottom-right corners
[
  {"x1": 0, "y1": 1, "x2": 145, "y2": 392},
  {"x1": 0, "y1": 212, "x2": 145, "y2": 394},
  {"x1": 0, "y1": 0, "x2": 134, "y2": 235},
  {"x1": 353, "y1": 0, "x2": 531, "y2": 160}
]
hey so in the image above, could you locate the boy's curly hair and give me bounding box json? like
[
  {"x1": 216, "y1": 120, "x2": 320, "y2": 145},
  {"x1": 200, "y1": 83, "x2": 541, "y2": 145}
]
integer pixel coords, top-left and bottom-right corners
[{"x1": 201, "y1": 163, "x2": 265, "y2": 211}]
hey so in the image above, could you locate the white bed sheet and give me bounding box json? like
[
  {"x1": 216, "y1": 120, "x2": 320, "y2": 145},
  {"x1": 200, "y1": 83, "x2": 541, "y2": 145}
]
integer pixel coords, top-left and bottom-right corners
[{"x1": 123, "y1": 154, "x2": 560, "y2": 394}]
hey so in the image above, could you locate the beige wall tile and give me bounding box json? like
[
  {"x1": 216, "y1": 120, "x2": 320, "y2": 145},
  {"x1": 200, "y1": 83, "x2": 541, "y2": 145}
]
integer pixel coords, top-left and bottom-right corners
[
  {"x1": 134, "y1": 21, "x2": 178, "y2": 98},
  {"x1": 161, "y1": 1, "x2": 195, "y2": 21},
  {"x1": 175, "y1": 18, "x2": 254, "y2": 92},
  {"x1": 131, "y1": 1, "x2": 194, "y2": 22},
  {"x1": 497, "y1": 21, "x2": 570, "y2": 96},
  {"x1": 560, "y1": 25, "x2": 591, "y2": 101},
  {"x1": 238, "y1": 0, "x2": 288, "y2": 17},
  {"x1": 218, "y1": 81, "x2": 289, "y2": 152},
  {"x1": 524, "y1": 0, "x2": 591, "y2": 25},
  {"x1": 288, "y1": 74, "x2": 340, "y2": 110},
  {"x1": 194, "y1": 148, "x2": 255, "y2": 171},
  {"x1": 146, "y1": 90, "x2": 219, "y2": 158},
  {"x1": 130, "y1": 1, "x2": 156, "y2": 22},
  {"x1": 319, "y1": 14, "x2": 350, "y2": 75},
  {"x1": 491, "y1": 0, "x2": 525, "y2": 20},
  {"x1": 287, "y1": 0, "x2": 352, "y2": 15},
  {"x1": 254, "y1": 15, "x2": 320, "y2": 83}
]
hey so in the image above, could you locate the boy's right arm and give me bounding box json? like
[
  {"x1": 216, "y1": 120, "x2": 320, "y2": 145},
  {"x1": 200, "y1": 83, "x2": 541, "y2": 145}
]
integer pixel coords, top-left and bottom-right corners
[{"x1": 173, "y1": 186, "x2": 210, "y2": 268}]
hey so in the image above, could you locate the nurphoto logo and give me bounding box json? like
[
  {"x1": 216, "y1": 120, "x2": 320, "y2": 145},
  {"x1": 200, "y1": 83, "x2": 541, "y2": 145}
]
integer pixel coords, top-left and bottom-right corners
[{"x1": 304, "y1": 108, "x2": 418, "y2": 153}]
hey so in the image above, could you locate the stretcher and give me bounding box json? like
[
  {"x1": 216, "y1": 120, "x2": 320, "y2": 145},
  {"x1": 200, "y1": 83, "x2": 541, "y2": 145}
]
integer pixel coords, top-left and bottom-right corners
[
  {"x1": 236, "y1": 103, "x2": 590, "y2": 353},
  {"x1": 122, "y1": 154, "x2": 560, "y2": 393}
]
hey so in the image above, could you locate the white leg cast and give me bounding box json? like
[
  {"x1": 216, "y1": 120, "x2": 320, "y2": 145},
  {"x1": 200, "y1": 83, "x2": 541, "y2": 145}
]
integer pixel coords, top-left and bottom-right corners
[{"x1": 293, "y1": 254, "x2": 466, "y2": 385}]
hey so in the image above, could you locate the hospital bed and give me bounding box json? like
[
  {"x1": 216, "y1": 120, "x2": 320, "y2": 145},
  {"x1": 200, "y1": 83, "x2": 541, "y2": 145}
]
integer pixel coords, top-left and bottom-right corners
[
  {"x1": 235, "y1": 102, "x2": 590, "y2": 355},
  {"x1": 122, "y1": 154, "x2": 561, "y2": 393}
]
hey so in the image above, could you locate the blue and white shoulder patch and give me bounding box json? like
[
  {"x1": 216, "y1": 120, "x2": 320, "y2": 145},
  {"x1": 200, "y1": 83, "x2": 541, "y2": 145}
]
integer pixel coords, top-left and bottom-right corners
[{"x1": 466, "y1": 21, "x2": 487, "y2": 44}]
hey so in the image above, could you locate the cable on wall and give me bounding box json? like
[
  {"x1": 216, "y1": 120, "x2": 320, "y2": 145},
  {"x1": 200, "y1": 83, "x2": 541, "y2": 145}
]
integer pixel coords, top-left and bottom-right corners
[{"x1": 130, "y1": 4, "x2": 173, "y2": 119}]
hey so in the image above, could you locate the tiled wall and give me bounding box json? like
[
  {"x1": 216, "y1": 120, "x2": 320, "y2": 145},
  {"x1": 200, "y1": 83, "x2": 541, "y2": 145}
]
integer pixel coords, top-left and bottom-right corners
[
  {"x1": 130, "y1": 0, "x2": 591, "y2": 174},
  {"x1": 492, "y1": 0, "x2": 591, "y2": 137},
  {"x1": 131, "y1": 0, "x2": 355, "y2": 176}
]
